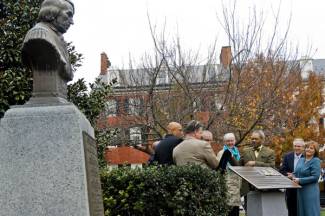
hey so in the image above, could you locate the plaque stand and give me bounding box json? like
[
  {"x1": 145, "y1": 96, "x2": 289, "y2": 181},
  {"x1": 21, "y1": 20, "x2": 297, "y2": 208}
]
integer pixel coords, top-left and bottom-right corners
[
  {"x1": 247, "y1": 190, "x2": 287, "y2": 216},
  {"x1": 0, "y1": 104, "x2": 104, "y2": 216},
  {"x1": 230, "y1": 166, "x2": 300, "y2": 216}
]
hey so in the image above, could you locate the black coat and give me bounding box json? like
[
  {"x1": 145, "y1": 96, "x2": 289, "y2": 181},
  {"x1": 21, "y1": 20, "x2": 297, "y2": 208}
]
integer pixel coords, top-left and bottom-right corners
[
  {"x1": 279, "y1": 151, "x2": 298, "y2": 216},
  {"x1": 153, "y1": 134, "x2": 183, "y2": 165}
]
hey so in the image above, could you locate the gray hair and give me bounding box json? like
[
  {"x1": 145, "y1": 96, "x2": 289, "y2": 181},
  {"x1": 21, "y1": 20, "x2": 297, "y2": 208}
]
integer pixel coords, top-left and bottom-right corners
[
  {"x1": 38, "y1": 0, "x2": 74, "y2": 22},
  {"x1": 223, "y1": 133, "x2": 236, "y2": 141},
  {"x1": 293, "y1": 138, "x2": 305, "y2": 146},
  {"x1": 252, "y1": 130, "x2": 265, "y2": 141},
  {"x1": 202, "y1": 130, "x2": 213, "y2": 140}
]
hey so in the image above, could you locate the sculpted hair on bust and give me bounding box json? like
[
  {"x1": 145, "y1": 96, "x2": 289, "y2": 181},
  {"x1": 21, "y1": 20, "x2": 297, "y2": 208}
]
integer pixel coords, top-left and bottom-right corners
[{"x1": 38, "y1": 0, "x2": 74, "y2": 22}]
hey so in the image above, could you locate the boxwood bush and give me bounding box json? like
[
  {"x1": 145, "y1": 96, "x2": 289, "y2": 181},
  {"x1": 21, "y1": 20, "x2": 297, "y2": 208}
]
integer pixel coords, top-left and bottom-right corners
[{"x1": 101, "y1": 165, "x2": 228, "y2": 216}]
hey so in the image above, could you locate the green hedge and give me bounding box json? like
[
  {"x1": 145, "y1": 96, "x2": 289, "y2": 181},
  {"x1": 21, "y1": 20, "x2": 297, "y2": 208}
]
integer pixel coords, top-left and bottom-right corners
[{"x1": 101, "y1": 165, "x2": 229, "y2": 216}]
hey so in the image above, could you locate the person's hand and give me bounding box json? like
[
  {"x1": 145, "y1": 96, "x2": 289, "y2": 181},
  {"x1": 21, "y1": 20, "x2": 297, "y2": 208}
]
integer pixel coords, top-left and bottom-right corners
[
  {"x1": 293, "y1": 178, "x2": 300, "y2": 184},
  {"x1": 245, "y1": 161, "x2": 256, "y2": 166},
  {"x1": 287, "y1": 172, "x2": 294, "y2": 179}
]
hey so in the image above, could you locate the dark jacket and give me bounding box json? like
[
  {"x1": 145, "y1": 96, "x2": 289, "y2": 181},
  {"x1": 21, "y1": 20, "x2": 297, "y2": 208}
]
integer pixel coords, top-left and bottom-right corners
[
  {"x1": 279, "y1": 151, "x2": 299, "y2": 216},
  {"x1": 279, "y1": 151, "x2": 295, "y2": 175},
  {"x1": 153, "y1": 134, "x2": 183, "y2": 165}
]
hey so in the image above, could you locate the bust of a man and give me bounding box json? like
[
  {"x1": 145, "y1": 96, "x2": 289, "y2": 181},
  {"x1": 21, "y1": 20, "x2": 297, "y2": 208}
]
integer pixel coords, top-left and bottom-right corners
[{"x1": 22, "y1": 0, "x2": 74, "y2": 101}]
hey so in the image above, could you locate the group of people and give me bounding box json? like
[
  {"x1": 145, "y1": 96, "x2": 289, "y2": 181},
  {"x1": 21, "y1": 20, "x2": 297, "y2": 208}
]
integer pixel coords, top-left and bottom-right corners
[
  {"x1": 280, "y1": 138, "x2": 321, "y2": 216},
  {"x1": 136, "y1": 120, "x2": 321, "y2": 216}
]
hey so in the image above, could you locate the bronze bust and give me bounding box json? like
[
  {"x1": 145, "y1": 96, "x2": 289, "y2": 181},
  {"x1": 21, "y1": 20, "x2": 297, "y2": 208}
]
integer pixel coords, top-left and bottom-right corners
[{"x1": 22, "y1": 0, "x2": 74, "y2": 102}]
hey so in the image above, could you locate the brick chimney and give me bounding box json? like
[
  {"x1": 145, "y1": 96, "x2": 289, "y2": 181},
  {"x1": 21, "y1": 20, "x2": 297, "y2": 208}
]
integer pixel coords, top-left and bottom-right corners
[
  {"x1": 220, "y1": 46, "x2": 232, "y2": 68},
  {"x1": 100, "y1": 52, "x2": 111, "y2": 75}
]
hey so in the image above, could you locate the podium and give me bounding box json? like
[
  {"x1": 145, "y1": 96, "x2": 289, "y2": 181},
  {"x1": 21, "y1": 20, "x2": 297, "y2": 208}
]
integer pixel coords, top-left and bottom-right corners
[{"x1": 229, "y1": 167, "x2": 301, "y2": 216}]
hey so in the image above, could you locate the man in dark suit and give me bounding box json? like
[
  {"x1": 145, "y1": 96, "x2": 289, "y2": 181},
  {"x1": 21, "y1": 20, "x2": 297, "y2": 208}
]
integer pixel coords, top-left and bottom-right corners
[
  {"x1": 153, "y1": 122, "x2": 183, "y2": 165},
  {"x1": 279, "y1": 138, "x2": 305, "y2": 216}
]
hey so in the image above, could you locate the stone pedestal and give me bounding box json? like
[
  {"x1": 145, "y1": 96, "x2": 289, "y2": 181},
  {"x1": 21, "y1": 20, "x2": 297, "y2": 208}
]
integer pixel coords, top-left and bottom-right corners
[
  {"x1": 0, "y1": 103, "x2": 104, "y2": 216},
  {"x1": 247, "y1": 190, "x2": 287, "y2": 216}
]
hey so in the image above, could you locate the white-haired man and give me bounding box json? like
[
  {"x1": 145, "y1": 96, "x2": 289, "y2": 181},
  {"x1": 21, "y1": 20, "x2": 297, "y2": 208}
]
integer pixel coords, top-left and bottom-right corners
[
  {"x1": 279, "y1": 138, "x2": 305, "y2": 216},
  {"x1": 200, "y1": 130, "x2": 213, "y2": 144}
]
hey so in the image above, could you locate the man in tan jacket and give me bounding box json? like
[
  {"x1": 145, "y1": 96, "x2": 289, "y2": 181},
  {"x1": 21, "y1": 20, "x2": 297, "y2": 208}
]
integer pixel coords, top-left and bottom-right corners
[{"x1": 172, "y1": 120, "x2": 219, "y2": 169}]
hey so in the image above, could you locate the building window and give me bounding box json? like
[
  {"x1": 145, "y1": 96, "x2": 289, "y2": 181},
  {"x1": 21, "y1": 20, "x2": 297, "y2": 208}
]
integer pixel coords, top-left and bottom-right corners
[
  {"x1": 105, "y1": 99, "x2": 117, "y2": 116},
  {"x1": 118, "y1": 164, "x2": 131, "y2": 168},
  {"x1": 215, "y1": 100, "x2": 222, "y2": 110},
  {"x1": 128, "y1": 98, "x2": 142, "y2": 115},
  {"x1": 193, "y1": 99, "x2": 202, "y2": 112},
  {"x1": 156, "y1": 70, "x2": 168, "y2": 85},
  {"x1": 207, "y1": 66, "x2": 216, "y2": 81},
  {"x1": 300, "y1": 58, "x2": 313, "y2": 80},
  {"x1": 129, "y1": 127, "x2": 142, "y2": 145}
]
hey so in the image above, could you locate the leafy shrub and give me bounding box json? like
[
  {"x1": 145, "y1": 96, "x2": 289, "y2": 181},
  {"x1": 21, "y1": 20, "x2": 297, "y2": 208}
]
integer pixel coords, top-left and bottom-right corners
[{"x1": 101, "y1": 165, "x2": 228, "y2": 216}]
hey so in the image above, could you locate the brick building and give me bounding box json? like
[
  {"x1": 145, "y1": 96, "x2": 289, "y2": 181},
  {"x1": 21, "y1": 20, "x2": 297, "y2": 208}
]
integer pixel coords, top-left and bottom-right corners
[
  {"x1": 98, "y1": 48, "x2": 325, "y2": 165},
  {"x1": 104, "y1": 146, "x2": 150, "y2": 169},
  {"x1": 97, "y1": 47, "x2": 232, "y2": 146}
]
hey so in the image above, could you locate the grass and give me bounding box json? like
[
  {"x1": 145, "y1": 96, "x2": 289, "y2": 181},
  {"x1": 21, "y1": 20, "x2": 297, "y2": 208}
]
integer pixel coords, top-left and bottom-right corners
[
  {"x1": 240, "y1": 210, "x2": 325, "y2": 216},
  {"x1": 321, "y1": 210, "x2": 325, "y2": 216}
]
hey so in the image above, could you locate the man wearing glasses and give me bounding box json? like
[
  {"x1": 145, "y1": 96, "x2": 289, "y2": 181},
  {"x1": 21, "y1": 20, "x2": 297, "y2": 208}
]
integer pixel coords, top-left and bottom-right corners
[
  {"x1": 172, "y1": 120, "x2": 218, "y2": 169},
  {"x1": 201, "y1": 130, "x2": 214, "y2": 144}
]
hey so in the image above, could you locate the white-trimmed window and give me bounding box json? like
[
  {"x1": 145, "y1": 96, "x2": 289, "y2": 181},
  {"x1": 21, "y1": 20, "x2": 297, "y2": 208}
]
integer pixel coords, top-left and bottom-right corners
[
  {"x1": 300, "y1": 58, "x2": 313, "y2": 80},
  {"x1": 128, "y1": 98, "x2": 142, "y2": 115},
  {"x1": 156, "y1": 70, "x2": 168, "y2": 85},
  {"x1": 193, "y1": 99, "x2": 202, "y2": 112},
  {"x1": 129, "y1": 127, "x2": 142, "y2": 144},
  {"x1": 105, "y1": 99, "x2": 117, "y2": 116}
]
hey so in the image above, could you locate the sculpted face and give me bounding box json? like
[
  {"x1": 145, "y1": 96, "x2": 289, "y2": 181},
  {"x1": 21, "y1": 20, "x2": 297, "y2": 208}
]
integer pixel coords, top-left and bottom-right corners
[{"x1": 53, "y1": 1, "x2": 74, "y2": 33}]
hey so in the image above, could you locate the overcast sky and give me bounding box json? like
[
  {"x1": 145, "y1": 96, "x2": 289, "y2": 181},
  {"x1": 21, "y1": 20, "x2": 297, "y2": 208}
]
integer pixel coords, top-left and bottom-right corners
[{"x1": 65, "y1": 0, "x2": 325, "y2": 84}]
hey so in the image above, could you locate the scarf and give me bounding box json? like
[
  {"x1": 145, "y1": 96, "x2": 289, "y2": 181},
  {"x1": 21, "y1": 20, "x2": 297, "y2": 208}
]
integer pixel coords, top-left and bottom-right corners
[{"x1": 223, "y1": 145, "x2": 240, "y2": 161}]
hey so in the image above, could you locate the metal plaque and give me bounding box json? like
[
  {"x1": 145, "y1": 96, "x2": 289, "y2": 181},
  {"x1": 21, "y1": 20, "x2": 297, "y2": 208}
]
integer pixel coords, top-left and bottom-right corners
[
  {"x1": 83, "y1": 132, "x2": 104, "y2": 216},
  {"x1": 229, "y1": 166, "x2": 301, "y2": 190}
]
